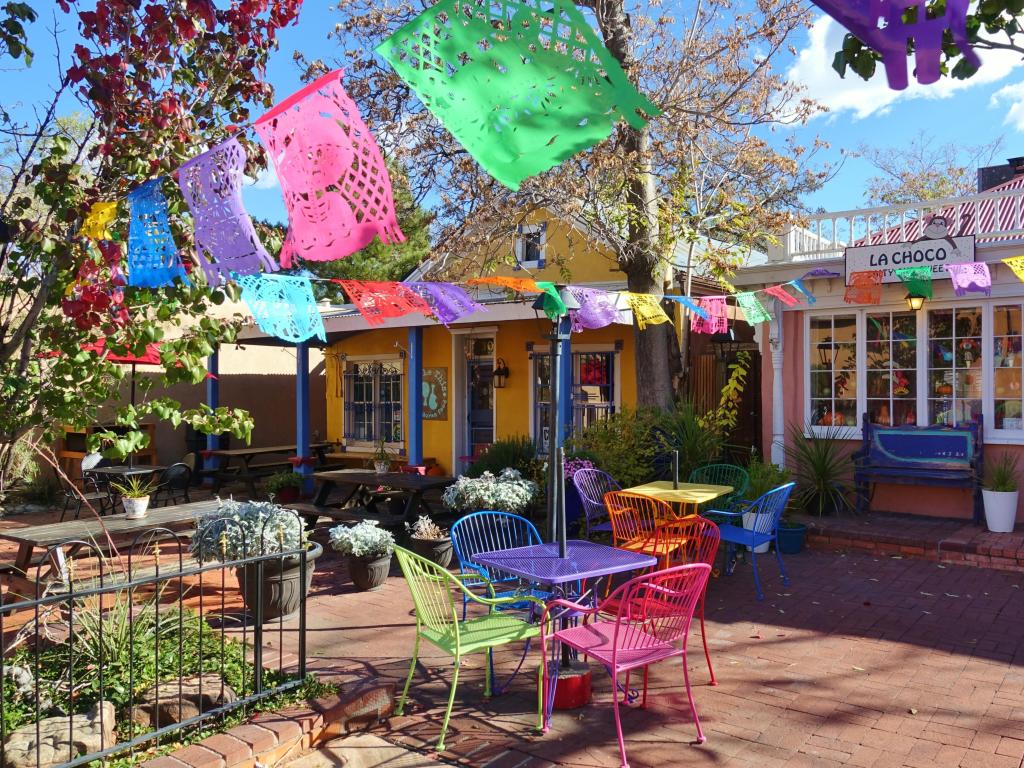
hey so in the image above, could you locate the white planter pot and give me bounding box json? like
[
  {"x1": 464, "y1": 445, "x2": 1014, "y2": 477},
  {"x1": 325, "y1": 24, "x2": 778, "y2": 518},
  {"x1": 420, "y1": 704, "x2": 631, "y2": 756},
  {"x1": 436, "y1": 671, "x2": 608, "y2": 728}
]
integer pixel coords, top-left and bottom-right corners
[
  {"x1": 123, "y1": 496, "x2": 151, "y2": 520},
  {"x1": 373, "y1": 461, "x2": 390, "y2": 474},
  {"x1": 742, "y1": 511, "x2": 771, "y2": 554},
  {"x1": 982, "y1": 489, "x2": 1019, "y2": 533}
]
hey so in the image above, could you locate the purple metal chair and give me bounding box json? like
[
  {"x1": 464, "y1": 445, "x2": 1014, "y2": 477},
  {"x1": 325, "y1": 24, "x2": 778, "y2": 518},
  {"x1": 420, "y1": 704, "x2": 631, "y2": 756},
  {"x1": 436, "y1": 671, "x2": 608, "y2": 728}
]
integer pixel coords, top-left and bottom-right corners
[
  {"x1": 572, "y1": 468, "x2": 620, "y2": 537},
  {"x1": 707, "y1": 482, "x2": 795, "y2": 601}
]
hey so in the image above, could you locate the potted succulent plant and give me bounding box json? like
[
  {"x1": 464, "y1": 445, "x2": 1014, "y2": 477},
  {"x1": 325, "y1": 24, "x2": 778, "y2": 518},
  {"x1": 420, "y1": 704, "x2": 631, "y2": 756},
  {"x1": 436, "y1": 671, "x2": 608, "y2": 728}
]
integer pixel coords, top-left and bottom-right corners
[
  {"x1": 330, "y1": 520, "x2": 396, "y2": 591},
  {"x1": 405, "y1": 515, "x2": 453, "y2": 567},
  {"x1": 372, "y1": 437, "x2": 392, "y2": 474},
  {"x1": 441, "y1": 468, "x2": 538, "y2": 516},
  {"x1": 983, "y1": 453, "x2": 1019, "y2": 533},
  {"x1": 264, "y1": 470, "x2": 302, "y2": 504},
  {"x1": 111, "y1": 476, "x2": 155, "y2": 520},
  {"x1": 191, "y1": 499, "x2": 322, "y2": 621}
]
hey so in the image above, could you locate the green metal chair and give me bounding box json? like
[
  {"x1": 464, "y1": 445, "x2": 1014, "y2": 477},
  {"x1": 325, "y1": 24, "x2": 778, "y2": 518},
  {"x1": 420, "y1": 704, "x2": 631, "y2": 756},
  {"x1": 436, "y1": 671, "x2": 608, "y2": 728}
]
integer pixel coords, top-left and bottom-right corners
[
  {"x1": 394, "y1": 546, "x2": 545, "y2": 751},
  {"x1": 689, "y1": 463, "x2": 750, "y2": 519}
]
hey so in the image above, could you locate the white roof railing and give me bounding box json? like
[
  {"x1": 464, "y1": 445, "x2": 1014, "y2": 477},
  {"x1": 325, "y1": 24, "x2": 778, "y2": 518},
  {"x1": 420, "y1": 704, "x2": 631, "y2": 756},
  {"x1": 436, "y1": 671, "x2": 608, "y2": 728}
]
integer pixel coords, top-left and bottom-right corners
[{"x1": 773, "y1": 182, "x2": 1024, "y2": 263}]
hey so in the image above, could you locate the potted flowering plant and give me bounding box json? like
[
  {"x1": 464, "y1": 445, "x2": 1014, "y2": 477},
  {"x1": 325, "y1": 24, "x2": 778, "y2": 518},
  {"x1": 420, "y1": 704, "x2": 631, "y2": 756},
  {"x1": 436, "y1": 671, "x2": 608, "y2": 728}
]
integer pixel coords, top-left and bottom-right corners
[
  {"x1": 330, "y1": 520, "x2": 396, "y2": 590},
  {"x1": 441, "y1": 468, "x2": 538, "y2": 515},
  {"x1": 191, "y1": 499, "x2": 322, "y2": 621},
  {"x1": 405, "y1": 515, "x2": 453, "y2": 567},
  {"x1": 264, "y1": 470, "x2": 302, "y2": 504}
]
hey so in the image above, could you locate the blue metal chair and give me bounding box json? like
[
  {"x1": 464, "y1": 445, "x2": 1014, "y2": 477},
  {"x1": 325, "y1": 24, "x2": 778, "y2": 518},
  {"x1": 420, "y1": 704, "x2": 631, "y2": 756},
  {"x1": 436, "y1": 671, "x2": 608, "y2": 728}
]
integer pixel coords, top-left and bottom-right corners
[
  {"x1": 706, "y1": 482, "x2": 795, "y2": 600},
  {"x1": 572, "y1": 468, "x2": 619, "y2": 538},
  {"x1": 450, "y1": 511, "x2": 551, "y2": 619}
]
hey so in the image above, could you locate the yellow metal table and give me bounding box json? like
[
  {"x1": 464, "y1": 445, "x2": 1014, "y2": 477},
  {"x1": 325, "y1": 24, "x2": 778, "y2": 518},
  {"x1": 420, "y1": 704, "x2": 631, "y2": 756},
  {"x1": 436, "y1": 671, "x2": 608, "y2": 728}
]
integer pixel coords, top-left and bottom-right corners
[{"x1": 622, "y1": 481, "x2": 733, "y2": 517}]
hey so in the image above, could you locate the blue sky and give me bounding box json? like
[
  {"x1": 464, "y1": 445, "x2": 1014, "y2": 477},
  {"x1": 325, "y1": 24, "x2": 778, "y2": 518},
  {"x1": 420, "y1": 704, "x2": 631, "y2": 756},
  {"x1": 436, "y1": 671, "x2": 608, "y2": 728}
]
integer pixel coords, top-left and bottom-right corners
[{"x1": 8, "y1": 4, "x2": 1024, "y2": 223}]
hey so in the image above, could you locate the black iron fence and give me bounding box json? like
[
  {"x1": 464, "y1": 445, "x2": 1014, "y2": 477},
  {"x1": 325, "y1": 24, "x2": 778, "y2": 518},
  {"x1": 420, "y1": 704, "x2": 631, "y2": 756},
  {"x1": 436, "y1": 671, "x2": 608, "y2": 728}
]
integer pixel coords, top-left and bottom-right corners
[{"x1": 0, "y1": 517, "x2": 311, "y2": 767}]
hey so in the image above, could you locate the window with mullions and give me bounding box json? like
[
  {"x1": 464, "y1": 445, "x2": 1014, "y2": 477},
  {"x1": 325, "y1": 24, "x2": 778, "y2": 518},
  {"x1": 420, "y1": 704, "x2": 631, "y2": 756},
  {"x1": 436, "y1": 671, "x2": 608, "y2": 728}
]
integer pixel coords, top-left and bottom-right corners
[
  {"x1": 993, "y1": 304, "x2": 1023, "y2": 430},
  {"x1": 534, "y1": 351, "x2": 616, "y2": 452},
  {"x1": 927, "y1": 307, "x2": 982, "y2": 426},
  {"x1": 866, "y1": 311, "x2": 917, "y2": 426},
  {"x1": 809, "y1": 315, "x2": 857, "y2": 428},
  {"x1": 343, "y1": 361, "x2": 403, "y2": 443}
]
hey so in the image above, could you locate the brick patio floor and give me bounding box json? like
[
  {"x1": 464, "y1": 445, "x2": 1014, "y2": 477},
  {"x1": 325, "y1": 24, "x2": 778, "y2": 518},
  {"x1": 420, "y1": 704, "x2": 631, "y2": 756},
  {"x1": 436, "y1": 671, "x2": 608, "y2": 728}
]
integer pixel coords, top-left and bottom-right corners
[
  {"x1": 2, "y1": 504, "x2": 1023, "y2": 768},
  {"x1": 268, "y1": 534, "x2": 1024, "y2": 768}
]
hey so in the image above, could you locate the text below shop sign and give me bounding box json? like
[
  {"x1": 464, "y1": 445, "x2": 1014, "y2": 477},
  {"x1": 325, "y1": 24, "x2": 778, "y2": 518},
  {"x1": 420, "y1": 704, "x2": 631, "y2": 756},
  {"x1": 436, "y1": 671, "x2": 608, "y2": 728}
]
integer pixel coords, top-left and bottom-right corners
[{"x1": 844, "y1": 220, "x2": 975, "y2": 284}]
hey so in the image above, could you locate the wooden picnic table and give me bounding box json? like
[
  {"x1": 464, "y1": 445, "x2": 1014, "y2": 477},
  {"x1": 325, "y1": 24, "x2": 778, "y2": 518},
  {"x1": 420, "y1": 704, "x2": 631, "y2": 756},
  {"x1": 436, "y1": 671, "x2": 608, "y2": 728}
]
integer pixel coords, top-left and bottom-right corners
[
  {"x1": 206, "y1": 443, "x2": 330, "y2": 496},
  {"x1": 312, "y1": 469, "x2": 453, "y2": 524},
  {"x1": 0, "y1": 498, "x2": 219, "y2": 600}
]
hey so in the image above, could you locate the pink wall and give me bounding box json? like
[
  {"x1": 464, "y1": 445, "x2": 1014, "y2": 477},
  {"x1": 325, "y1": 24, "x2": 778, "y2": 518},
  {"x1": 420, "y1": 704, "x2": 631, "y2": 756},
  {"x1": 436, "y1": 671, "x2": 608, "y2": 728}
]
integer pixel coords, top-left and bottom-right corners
[{"x1": 765, "y1": 309, "x2": 1024, "y2": 523}]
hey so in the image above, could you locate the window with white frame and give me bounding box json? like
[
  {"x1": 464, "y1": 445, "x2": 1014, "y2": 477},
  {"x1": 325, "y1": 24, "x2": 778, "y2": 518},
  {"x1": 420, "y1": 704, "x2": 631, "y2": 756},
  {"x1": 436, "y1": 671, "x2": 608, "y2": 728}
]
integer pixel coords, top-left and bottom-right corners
[
  {"x1": 533, "y1": 350, "x2": 617, "y2": 452},
  {"x1": 808, "y1": 314, "x2": 857, "y2": 428},
  {"x1": 865, "y1": 311, "x2": 917, "y2": 426},
  {"x1": 927, "y1": 307, "x2": 982, "y2": 426},
  {"x1": 343, "y1": 361, "x2": 403, "y2": 444},
  {"x1": 515, "y1": 223, "x2": 546, "y2": 268},
  {"x1": 804, "y1": 304, "x2": 1013, "y2": 435},
  {"x1": 994, "y1": 304, "x2": 1024, "y2": 430}
]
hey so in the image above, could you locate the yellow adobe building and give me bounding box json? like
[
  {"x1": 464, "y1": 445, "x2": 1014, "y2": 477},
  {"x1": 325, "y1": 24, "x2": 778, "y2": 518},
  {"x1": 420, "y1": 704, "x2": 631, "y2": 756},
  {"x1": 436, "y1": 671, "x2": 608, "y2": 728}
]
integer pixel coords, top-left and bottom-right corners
[{"x1": 319, "y1": 211, "x2": 664, "y2": 474}]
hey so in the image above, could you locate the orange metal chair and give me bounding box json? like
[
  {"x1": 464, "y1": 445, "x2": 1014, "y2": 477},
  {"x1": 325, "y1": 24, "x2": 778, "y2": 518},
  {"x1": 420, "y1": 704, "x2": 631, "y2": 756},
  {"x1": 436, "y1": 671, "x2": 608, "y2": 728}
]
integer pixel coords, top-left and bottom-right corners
[{"x1": 604, "y1": 491, "x2": 679, "y2": 555}]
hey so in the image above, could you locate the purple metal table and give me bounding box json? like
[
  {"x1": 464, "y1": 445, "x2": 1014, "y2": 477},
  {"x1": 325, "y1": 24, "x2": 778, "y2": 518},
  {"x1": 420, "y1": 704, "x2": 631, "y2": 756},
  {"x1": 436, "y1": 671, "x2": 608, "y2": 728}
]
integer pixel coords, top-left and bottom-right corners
[
  {"x1": 471, "y1": 540, "x2": 656, "y2": 591},
  {"x1": 473, "y1": 540, "x2": 657, "y2": 717}
]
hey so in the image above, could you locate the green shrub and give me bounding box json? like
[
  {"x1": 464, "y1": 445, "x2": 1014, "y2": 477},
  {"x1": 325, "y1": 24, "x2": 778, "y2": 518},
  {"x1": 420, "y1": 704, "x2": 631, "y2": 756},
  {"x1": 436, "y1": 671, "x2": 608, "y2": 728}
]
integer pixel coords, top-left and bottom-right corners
[
  {"x1": 566, "y1": 408, "x2": 660, "y2": 488},
  {"x1": 652, "y1": 400, "x2": 726, "y2": 480},
  {"x1": 467, "y1": 435, "x2": 545, "y2": 489},
  {"x1": 745, "y1": 452, "x2": 791, "y2": 500}
]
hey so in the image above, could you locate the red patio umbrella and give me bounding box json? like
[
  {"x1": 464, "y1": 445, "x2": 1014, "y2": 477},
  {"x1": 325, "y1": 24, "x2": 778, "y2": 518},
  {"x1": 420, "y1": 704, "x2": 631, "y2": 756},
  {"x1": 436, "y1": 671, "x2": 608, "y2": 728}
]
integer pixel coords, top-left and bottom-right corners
[{"x1": 80, "y1": 340, "x2": 164, "y2": 411}]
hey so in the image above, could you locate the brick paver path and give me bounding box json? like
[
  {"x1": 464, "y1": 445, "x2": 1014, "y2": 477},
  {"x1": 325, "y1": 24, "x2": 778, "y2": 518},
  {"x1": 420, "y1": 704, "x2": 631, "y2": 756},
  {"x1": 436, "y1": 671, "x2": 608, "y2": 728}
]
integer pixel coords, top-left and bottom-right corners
[{"x1": 283, "y1": 539, "x2": 1024, "y2": 768}]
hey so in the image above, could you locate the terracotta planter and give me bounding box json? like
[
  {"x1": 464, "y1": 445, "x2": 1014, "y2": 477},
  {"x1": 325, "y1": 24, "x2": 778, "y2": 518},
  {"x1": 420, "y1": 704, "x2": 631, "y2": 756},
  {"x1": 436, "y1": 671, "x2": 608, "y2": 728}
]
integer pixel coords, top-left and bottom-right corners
[
  {"x1": 273, "y1": 486, "x2": 300, "y2": 504},
  {"x1": 410, "y1": 536, "x2": 453, "y2": 568},
  {"x1": 348, "y1": 553, "x2": 392, "y2": 590},
  {"x1": 236, "y1": 541, "x2": 322, "y2": 622}
]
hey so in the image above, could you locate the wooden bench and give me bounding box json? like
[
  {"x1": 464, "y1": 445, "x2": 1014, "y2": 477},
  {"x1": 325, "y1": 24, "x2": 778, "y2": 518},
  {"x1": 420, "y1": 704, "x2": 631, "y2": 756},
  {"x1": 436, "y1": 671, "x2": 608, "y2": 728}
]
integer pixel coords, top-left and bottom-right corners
[{"x1": 853, "y1": 414, "x2": 983, "y2": 523}]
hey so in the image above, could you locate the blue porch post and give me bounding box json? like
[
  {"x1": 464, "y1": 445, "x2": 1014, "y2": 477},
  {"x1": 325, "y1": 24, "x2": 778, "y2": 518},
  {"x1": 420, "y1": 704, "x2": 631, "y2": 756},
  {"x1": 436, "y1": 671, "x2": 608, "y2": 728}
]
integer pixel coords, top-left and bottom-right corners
[
  {"x1": 407, "y1": 327, "x2": 424, "y2": 467},
  {"x1": 295, "y1": 341, "x2": 313, "y2": 494},
  {"x1": 555, "y1": 315, "x2": 573, "y2": 445},
  {"x1": 204, "y1": 350, "x2": 219, "y2": 479}
]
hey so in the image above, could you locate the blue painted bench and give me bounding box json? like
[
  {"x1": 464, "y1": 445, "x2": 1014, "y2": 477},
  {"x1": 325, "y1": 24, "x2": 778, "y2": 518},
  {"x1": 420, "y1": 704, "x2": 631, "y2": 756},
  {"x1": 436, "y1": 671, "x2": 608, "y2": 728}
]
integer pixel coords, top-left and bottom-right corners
[{"x1": 853, "y1": 414, "x2": 984, "y2": 523}]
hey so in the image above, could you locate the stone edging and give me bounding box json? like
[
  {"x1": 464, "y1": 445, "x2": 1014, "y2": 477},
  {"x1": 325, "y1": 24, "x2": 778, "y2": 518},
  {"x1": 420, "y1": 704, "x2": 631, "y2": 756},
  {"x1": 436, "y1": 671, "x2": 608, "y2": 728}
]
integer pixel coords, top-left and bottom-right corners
[{"x1": 139, "y1": 680, "x2": 395, "y2": 768}]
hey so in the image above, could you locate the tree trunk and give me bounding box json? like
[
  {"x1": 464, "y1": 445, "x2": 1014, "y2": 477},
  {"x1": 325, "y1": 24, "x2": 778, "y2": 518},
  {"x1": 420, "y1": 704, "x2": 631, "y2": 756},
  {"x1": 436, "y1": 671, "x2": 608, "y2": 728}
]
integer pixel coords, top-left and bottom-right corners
[{"x1": 595, "y1": 0, "x2": 674, "y2": 410}]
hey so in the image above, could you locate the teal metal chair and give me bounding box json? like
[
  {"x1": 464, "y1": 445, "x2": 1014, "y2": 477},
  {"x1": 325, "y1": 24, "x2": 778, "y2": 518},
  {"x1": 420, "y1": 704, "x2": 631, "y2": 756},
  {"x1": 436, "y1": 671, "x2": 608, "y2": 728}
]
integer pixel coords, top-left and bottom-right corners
[
  {"x1": 688, "y1": 463, "x2": 749, "y2": 510},
  {"x1": 394, "y1": 546, "x2": 545, "y2": 751}
]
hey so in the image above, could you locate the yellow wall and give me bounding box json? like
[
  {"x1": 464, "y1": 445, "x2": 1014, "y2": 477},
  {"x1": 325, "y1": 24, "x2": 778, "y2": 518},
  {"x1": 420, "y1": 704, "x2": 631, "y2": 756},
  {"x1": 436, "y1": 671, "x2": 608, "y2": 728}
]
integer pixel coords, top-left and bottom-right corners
[{"x1": 325, "y1": 319, "x2": 637, "y2": 474}]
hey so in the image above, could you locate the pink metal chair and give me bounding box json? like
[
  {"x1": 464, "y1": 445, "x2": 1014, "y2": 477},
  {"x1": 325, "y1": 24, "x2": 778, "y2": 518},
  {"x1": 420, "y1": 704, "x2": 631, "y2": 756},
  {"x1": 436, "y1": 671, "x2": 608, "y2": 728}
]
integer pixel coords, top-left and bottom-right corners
[
  {"x1": 613, "y1": 517, "x2": 721, "y2": 685},
  {"x1": 541, "y1": 563, "x2": 713, "y2": 768}
]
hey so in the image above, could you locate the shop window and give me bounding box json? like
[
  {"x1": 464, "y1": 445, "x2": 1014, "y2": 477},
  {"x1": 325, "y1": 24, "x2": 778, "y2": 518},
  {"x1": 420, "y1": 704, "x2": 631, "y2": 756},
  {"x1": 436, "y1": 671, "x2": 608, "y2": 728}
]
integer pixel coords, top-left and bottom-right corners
[
  {"x1": 515, "y1": 223, "x2": 546, "y2": 268},
  {"x1": 866, "y1": 311, "x2": 917, "y2": 426},
  {"x1": 343, "y1": 361, "x2": 403, "y2": 444},
  {"x1": 809, "y1": 314, "x2": 857, "y2": 428},
  {"x1": 994, "y1": 304, "x2": 1024, "y2": 430},
  {"x1": 927, "y1": 307, "x2": 982, "y2": 426},
  {"x1": 534, "y1": 350, "x2": 617, "y2": 452}
]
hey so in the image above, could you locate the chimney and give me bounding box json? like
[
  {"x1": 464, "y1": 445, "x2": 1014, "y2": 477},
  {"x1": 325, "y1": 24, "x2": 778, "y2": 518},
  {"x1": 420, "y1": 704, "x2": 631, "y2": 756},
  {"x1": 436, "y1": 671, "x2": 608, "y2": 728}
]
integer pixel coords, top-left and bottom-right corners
[{"x1": 978, "y1": 157, "x2": 1024, "y2": 193}]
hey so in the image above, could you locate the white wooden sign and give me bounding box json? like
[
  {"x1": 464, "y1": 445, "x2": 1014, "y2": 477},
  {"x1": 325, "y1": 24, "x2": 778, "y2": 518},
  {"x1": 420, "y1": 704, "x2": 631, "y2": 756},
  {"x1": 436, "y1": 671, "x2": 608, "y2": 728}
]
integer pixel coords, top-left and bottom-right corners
[{"x1": 845, "y1": 227, "x2": 976, "y2": 286}]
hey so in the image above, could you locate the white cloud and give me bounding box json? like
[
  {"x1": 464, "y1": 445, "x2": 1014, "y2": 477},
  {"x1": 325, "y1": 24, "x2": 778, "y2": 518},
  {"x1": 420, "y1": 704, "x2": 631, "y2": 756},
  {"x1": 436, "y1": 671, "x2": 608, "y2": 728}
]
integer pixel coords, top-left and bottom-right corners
[
  {"x1": 789, "y1": 15, "x2": 1021, "y2": 121},
  {"x1": 247, "y1": 164, "x2": 279, "y2": 190},
  {"x1": 991, "y1": 81, "x2": 1024, "y2": 131}
]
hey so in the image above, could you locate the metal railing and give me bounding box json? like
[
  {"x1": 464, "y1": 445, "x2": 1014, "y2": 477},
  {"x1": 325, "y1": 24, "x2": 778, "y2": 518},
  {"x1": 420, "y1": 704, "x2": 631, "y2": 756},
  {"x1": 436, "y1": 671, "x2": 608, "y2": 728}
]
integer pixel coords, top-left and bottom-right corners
[
  {"x1": 0, "y1": 517, "x2": 310, "y2": 768},
  {"x1": 775, "y1": 184, "x2": 1024, "y2": 262}
]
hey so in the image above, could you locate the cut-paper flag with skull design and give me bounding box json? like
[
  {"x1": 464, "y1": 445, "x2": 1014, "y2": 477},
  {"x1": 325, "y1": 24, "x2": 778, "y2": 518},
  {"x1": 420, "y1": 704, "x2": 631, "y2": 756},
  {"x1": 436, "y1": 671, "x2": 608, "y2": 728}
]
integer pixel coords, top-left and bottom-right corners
[
  {"x1": 177, "y1": 138, "x2": 279, "y2": 283},
  {"x1": 253, "y1": 70, "x2": 405, "y2": 269}
]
